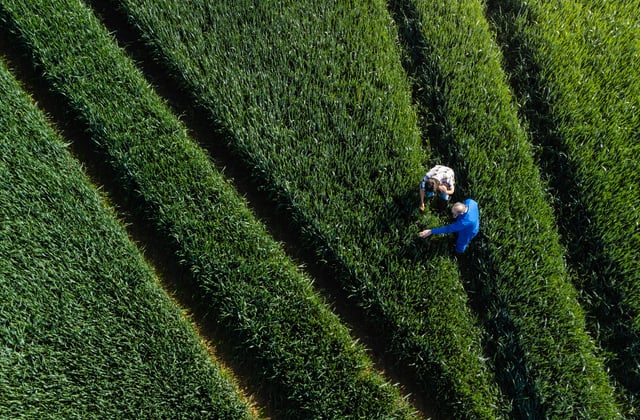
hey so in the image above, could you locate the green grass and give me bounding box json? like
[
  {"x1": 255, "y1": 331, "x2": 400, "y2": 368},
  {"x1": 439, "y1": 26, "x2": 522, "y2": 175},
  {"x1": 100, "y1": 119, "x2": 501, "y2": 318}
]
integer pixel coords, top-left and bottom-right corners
[
  {"x1": 0, "y1": 0, "x2": 417, "y2": 418},
  {"x1": 2, "y1": 0, "x2": 634, "y2": 417},
  {"x1": 104, "y1": 0, "x2": 506, "y2": 417},
  {"x1": 486, "y1": 0, "x2": 640, "y2": 413},
  {"x1": 0, "y1": 57, "x2": 253, "y2": 419},
  {"x1": 389, "y1": 0, "x2": 623, "y2": 417}
]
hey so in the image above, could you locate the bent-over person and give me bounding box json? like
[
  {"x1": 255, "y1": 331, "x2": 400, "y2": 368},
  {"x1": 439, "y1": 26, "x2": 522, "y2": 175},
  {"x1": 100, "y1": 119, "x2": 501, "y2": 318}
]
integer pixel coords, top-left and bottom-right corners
[
  {"x1": 419, "y1": 199, "x2": 479, "y2": 253},
  {"x1": 419, "y1": 165, "x2": 455, "y2": 211}
]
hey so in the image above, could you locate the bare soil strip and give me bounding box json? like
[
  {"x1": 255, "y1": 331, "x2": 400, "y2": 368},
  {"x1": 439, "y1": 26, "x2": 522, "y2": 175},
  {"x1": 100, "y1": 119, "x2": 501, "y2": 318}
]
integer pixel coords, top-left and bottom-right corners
[{"x1": 1, "y1": 6, "x2": 432, "y2": 418}]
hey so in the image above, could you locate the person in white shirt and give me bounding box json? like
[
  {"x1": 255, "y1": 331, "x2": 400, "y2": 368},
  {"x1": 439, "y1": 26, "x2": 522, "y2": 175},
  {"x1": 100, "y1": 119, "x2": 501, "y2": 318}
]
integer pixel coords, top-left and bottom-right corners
[{"x1": 419, "y1": 165, "x2": 455, "y2": 211}]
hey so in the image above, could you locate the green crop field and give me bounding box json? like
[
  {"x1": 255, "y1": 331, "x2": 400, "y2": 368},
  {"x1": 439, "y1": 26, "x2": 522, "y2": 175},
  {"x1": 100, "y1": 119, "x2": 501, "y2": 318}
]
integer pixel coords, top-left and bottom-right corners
[
  {"x1": 1, "y1": 0, "x2": 637, "y2": 418},
  {"x1": 0, "y1": 58, "x2": 253, "y2": 419},
  {"x1": 485, "y1": 1, "x2": 640, "y2": 415}
]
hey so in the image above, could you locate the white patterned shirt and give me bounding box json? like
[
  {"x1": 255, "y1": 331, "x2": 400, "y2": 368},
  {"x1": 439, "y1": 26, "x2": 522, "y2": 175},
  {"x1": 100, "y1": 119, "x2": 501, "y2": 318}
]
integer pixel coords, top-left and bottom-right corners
[{"x1": 421, "y1": 165, "x2": 455, "y2": 191}]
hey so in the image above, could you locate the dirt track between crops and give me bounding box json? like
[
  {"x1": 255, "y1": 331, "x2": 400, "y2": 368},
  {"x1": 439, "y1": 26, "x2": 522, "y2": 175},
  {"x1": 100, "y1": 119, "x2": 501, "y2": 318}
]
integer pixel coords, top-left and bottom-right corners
[{"x1": 1, "y1": 7, "x2": 434, "y2": 418}]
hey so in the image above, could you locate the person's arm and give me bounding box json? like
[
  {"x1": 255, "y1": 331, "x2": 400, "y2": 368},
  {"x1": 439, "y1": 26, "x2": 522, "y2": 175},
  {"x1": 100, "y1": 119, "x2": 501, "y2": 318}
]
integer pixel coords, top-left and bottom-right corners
[
  {"x1": 438, "y1": 183, "x2": 454, "y2": 196},
  {"x1": 418, "y1": 228, "x2": 432, "y2": 238},
  {"x1": 419, "y1": 173, "x2": 430, "y2": 211},
  {"x1": 430, "y1": 218, "x2": 465, "y2": 235}
]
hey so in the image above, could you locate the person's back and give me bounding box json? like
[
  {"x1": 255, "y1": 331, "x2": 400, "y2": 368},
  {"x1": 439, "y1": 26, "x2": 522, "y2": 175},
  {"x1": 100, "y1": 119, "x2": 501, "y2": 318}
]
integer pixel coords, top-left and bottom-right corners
[
  {"x1": 455, "y1": 199, "x2": 479, "y2": 252},
  {"x1": 426, "y1": 165, "x2": 455, "y2": 186},
  {"x1": 419, "y1": 165, "x2": 455, "y2": 211},
  {"x1": 422, "y1": 199, "x2": 480, "y2": 253}
]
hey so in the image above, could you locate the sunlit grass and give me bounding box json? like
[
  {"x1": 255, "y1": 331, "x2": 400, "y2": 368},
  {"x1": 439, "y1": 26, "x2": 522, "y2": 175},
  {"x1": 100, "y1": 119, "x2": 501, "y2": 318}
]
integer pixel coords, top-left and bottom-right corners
[
  {"x1": 0, "y1": 0, "x2": 417, "y2": 417},
  {"x1": 0, "y1": 58, "x2": 253, "y2": 419},
  {"x1": 107, "y1": 0, "x2": 505, "y2": 417}
]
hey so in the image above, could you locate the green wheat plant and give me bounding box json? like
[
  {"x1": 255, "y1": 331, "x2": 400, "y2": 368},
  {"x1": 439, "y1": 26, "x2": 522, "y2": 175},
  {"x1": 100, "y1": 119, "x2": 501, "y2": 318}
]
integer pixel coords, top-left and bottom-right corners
[
  {"x1": 486, "y1": 0, "x2": 640, "y2": 414},
  {"x1": 389, "y1": 0, "x2": 623, "y2": 417},
  {"x1": 0, "y1": 0, "x2": 417, "y2": 417},
  {"x1": 102, "y1": 0, "x2": 505, "y2": 417},
  {"x1": 0, "y1": 58, "x2": 253, "y2": 419}
]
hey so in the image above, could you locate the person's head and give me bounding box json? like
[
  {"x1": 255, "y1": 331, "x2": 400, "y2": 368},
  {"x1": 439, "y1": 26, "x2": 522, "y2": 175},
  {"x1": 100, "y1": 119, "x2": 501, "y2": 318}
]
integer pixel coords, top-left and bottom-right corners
[
  {"x1": 425, "y1": 178, "x2": 440, "y2": 192},
  {"x1": 451, "y1": 202, "x2": 467, "y2": 218}
]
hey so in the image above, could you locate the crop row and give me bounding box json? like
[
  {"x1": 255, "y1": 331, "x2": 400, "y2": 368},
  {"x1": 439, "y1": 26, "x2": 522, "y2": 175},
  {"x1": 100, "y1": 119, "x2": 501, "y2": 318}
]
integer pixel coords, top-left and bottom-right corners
[
  {"x1": 0, "y1": 0, "x2": 417, "y2": 418},
  {"x1": 102, "y1": 0, "x2": 508, "y2": 417},
  {"x1": 390, "y1": 0, "x2": 623, "y2": 417},
  {"x1": 0, "y1": 58, "x2": 252, "y2": 419},
  {"x1": 485, "y1": 0, "x2": 640, "y2": 413}
]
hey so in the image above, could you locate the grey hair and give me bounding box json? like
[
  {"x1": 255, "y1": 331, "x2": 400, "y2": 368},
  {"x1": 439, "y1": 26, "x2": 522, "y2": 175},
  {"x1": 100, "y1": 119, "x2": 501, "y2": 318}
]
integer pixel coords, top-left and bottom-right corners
[{"x1": 452, "y1": 202, "x2": 467, "y2": 214}]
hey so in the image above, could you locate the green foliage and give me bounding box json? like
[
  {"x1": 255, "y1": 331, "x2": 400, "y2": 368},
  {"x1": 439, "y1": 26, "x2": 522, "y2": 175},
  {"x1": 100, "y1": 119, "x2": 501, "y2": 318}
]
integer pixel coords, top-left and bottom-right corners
[
  {"x1": 0, "y1": 0, "x2": 416, "y2": 417},
  {"x1": 394, "y1": 0, "x2": 622, "y2": 417},
  {"x1": 2, "y1": 0, "x2": 634, "y2": 417},
  {"x1": 106, "y1": 0, "x2": 505, "y2": 417},
  {"x1": 0, "y1": 59, "x2": 252, "y2": 419},
  {"x1": 486, "y1": 0, "x2": 640, "y2": 413}
]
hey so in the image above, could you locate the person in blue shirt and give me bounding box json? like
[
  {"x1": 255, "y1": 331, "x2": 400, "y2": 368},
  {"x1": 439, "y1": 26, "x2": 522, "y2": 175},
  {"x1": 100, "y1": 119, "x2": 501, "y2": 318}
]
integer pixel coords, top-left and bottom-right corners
[{"x1": 419, "y1": 199, "x2": 480, "y2": 253}]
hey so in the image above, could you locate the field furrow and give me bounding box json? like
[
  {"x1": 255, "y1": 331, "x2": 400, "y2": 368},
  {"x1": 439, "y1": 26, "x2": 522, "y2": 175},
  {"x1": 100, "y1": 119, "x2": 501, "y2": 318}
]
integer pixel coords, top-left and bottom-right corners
[
  {"x1": 0, "y1": 0, "x2": 418, "y2": 418},
  {"x1": 90, "y1": 0, "x2": 507, "y2": 418},
  {"x1": 486, "y1": 0, "x2": 640, "y2": 413},
  {"x1": 0, "y1": 57, "x2": 253, "y2": 419},
  {"x1": 389, "y1": 0, "x2": 622, "y2": 417}
]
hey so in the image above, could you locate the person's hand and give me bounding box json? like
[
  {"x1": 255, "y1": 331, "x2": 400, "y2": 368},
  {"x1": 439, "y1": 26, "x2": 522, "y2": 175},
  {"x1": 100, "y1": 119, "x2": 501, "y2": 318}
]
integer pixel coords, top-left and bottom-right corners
[
  {"x1": 438, "y1": 184, "x2": 447, "y2": 193},
  {"x1": 419, "y1": 229, "x2": 432, "y2": 238},
  {"x1": 419, "y1": 203, "x2": 425, "y2": 212}
]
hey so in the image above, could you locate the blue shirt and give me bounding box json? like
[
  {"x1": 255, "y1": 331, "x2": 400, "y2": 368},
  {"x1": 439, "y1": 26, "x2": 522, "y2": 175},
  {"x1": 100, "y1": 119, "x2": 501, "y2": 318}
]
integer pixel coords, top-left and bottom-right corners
[{"x1": 431, "y1": 198, "x2": 480, "y2": 253}]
